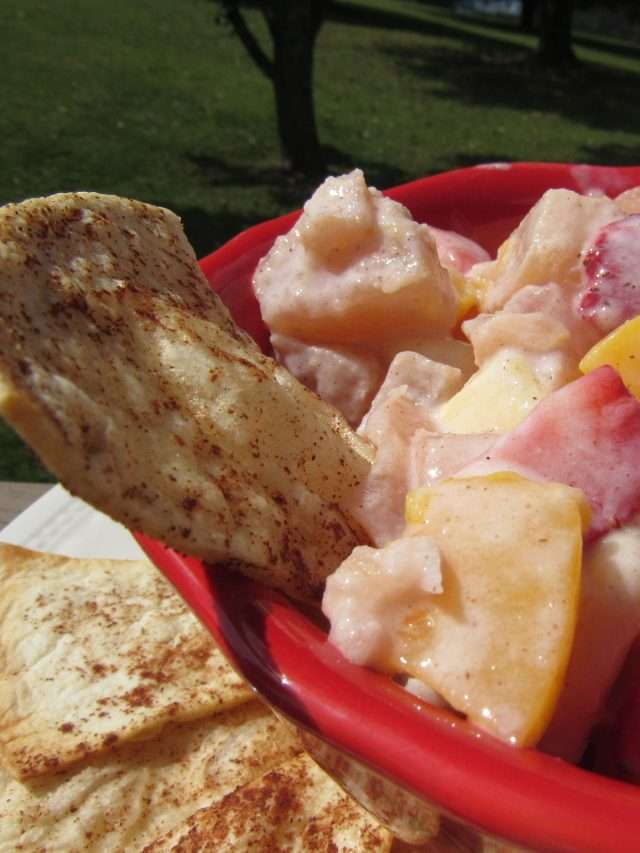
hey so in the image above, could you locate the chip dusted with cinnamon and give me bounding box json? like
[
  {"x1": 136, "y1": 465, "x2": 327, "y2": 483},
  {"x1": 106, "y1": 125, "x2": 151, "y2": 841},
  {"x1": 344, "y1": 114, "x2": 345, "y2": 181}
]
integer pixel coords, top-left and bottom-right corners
[
  {"x1": 0, "y1": 544, "x2": 253, "y2": 780},
  {"x1": 142, "y1": 752, "x2": 394, "y2": 852},
  {"x1": 0, "y1": 702, "x2": 303, "y2": 852},
  {"x1": 0, "y1": 193, "x2": 372, "y2": 602}
]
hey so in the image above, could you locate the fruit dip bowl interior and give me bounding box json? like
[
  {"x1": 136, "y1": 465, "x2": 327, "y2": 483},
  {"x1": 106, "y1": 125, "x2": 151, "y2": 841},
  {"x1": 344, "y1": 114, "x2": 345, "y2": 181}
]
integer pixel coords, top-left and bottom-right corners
[{"x1": 136, "y1": 162, "x2": 640, "y2": 853}]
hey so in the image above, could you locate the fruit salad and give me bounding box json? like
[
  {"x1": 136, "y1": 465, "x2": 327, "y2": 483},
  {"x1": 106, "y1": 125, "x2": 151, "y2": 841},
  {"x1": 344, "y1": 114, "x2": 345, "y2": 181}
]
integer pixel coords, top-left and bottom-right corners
[{"x1": 252, "y1": 169, "x2": 640, "y2": 774}]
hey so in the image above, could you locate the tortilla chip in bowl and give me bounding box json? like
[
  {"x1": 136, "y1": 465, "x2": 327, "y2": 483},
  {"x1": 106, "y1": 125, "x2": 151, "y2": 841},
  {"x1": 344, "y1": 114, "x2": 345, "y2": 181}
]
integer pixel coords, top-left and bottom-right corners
[{"x1": 138, "y1": 163, "x2": 640, "y2": 853}]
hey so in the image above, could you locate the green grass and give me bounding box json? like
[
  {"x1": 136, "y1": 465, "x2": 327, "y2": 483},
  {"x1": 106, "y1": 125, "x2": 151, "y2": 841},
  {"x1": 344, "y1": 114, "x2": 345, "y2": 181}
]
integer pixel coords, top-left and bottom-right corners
[{"x1": 2, "y1": 0, "x2": 640, "y2": 481}]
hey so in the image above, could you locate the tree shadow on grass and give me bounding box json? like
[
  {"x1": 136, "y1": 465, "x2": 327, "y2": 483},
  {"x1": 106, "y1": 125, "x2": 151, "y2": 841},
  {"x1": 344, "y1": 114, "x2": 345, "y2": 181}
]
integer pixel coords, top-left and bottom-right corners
[
  {"x1": 329, "y1": 0, "x2": 640, "y2": 140},
  {"x1": 155, "y1": 202, "x2": 259, "y2": 260},
  {"x1": 428, "y1": 150, "x2": 523, "y2": 172},
  {"x1": 187, "y1": 146, "x2": 408, "y2": 189},
  {"x1": 183, "y1": 154, "x2": 320, "y2": 216},
  {"x1": 329, "y1": 0, "x2": 513, "y2": 45},
  {"x1": 574, "y1": 32, "x2": 640, "y2": 64},
  {"x1": 326, "y1": 0, "x2": 640, "y2": 145},
  {"x1": 380, "y1": 39, "x2": 640, "y2": 139},
  {"x1": 579, "y1": 142, "x2": 640, "y2": 166},
  {"x1": 179, "y1": 147, "x2": 410, "y2": 250},
  {"x1": 330, "y1": 0, "x2": 640, "y2": 66}
]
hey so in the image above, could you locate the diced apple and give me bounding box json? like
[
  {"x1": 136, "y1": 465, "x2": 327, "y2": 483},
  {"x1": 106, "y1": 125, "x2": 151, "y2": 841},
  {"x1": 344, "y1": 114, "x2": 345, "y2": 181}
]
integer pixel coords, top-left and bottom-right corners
[
  {"x1": 400, "y1": 473, "x2": 587, "y2": 746},
  {"x1": 382, "y1": 335, "x2": 476, "y2": 383},
  {"x1": 539, "y1": 516, "x2": 640, "y2": 763},
  {"x1": 502, "y1": 282, "x2": 601, "y2": 362},
  {"x1": 429, "y1": 227, "x2": 490, "y2": 325},
  {"x1": 463, "y1": 312, "x2": 570, "y2": 368},
  {"x1": 322, "y1": 536, "x2": 443, "y2": 668},
  {"x1": 470, "y1": 189, "x2": 620, "y2": 312},
  {"x1": 352, "y1": 352, "x2": 463, "y2": 545},
  {"x1": 408, "y1": 429, "x2": 497, "y2": 492},
  {"x1": 579, "y1": 314, "x2": 640, "y2": 400},
  {"x1": 298, "y1": 170, "x2": 376, "y2": 264},
  {"x1": 436, "y1": 348, "x2": 547, "y2": 434},
  {"x1": 253, "y1": 170, "x2": 458, "y2": 346},
  {"x1": 271, "y1": 333, "x2": 383, "y2": 427},
  {"x1": 361, "y1": 351, "x2": 463, "y2": 443},
  {"x1": 429, "y1": 226, "x2": 490, "y2": 274},
  {"x1": 474, "y1": 365, "x2": 640, "y2": 540}
]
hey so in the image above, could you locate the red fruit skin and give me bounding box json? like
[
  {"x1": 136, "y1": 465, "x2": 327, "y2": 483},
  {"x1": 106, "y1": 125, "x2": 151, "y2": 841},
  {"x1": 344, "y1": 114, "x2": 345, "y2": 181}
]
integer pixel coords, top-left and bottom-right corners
[
  {"x1": 579, "y1": 215, "x2": 640, "y2": 332},
  {"x1": 487, "y1": 365, "x2": 640, "y2": 540}
]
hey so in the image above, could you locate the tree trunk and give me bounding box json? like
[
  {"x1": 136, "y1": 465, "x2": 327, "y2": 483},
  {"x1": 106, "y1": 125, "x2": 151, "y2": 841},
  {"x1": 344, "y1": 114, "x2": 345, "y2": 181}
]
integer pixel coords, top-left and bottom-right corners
[
  {"x1": 520, "y1": 0, "x2": 538, "y2": 31},
  {"x1": 265, "y1": 3, "x2": 326, "y2": 176},
  {"x1": 538, "y1": 0, "x2": 576, "y2": 66}
]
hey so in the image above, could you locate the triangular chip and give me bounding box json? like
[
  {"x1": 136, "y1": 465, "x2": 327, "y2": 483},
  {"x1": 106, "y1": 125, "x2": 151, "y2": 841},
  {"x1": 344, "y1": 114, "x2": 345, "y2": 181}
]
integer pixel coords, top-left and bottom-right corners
[
  {"x1": 0, "y1": 701, "x2": 302, "y2": 852},
  {"x1": 142, "y1": 752, "x2": 393, "y2": 852},
  {"x1": 0, "y1": 193, "x2": 372, "y2": 601},
  {"x1": 0, "y1": 544, "x2": 253, "y2": 779}
]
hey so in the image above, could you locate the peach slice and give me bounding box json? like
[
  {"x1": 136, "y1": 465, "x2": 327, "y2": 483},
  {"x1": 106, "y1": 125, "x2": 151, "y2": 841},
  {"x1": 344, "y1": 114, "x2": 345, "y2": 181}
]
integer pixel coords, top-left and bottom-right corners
[
  {"x1": 400, "y1": 473, "x2": 588, "y2": 746},
  {"x1": 580, "y1": 314, "x2": 640, "y2": 400}
]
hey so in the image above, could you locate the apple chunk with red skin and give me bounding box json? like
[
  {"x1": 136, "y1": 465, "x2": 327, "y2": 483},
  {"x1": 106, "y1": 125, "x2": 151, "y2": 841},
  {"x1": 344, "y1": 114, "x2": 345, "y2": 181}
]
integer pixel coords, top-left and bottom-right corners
[{"x1": 471, "y1": 365, "x2": 640, "y2": 541}]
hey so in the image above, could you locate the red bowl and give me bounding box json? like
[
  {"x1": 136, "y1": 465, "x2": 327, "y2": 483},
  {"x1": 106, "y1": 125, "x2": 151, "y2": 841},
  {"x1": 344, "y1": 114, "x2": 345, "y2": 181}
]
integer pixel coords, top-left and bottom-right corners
[{"x1": 137, "y1": 163, "x2": 640, "y2": 852}]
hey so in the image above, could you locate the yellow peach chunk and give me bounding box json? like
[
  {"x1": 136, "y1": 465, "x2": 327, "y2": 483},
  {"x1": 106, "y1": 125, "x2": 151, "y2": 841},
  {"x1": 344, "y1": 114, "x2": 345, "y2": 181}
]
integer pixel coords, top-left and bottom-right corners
[
  {"x1": 579, "y1": 314, "x2": 640, "y2": 400},
  {"x1": 448, "y1": 268, "x2": 479, "y2": 324},
  {"x1": 436, "y1": 348, "x2": 547, "y2": 434},
  {"x1": 401, "y1": 473, "x2": 587, "y2": 746}
]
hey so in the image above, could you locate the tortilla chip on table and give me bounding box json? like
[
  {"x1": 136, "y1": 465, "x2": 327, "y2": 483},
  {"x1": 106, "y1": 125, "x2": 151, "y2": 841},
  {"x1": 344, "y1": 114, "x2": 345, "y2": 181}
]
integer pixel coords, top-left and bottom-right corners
[
  {"x1": 0, "y1": 544, "x2": 253, "y2": 780},
  {"x1": 142, "y1": 752, "x2": 394, "y2": 853},
  {"x1": 0, "y1": 702, "x2": 303, "y2": 852}
]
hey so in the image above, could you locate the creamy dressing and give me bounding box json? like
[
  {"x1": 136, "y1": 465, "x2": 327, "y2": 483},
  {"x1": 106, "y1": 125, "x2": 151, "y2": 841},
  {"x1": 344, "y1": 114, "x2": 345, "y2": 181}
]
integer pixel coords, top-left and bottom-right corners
[
  {"x1": 253, "y1": 171, "x2": 640, "y2": 744},
  {"x1": 253, "y1": 169, "x2": 457, "y2": 348},
  {"x1": 469, "y1": 189, "x2": 621, "y2": 313},
  {"x1": 322, "y1": 536, "x2": 442, "y2": 667},
  {"x1": 271, "y1": 334, "x2": 382, "y2": 427}
]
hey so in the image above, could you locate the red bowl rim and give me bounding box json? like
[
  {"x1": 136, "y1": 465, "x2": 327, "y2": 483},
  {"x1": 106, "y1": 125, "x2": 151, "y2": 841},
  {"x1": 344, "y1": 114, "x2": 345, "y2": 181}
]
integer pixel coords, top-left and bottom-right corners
[{"x1": 139, "y1": 162, "x2": 640, "y2": 853}]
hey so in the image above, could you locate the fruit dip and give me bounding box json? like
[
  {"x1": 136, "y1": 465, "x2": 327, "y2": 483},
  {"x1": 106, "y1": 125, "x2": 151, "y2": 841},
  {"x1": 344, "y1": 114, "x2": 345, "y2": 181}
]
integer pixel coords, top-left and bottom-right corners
[{"x1": 253, "y1": 169, "x2": 640, "y2": 770}]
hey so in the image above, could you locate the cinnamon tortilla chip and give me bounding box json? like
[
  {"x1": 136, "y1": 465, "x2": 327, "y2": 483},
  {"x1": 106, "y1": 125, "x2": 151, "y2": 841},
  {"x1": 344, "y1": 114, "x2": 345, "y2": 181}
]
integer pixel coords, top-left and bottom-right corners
[
  {"x1": 0, "y1": 193, "x2": 372, "y2": 601},
  {"x1": 0, "y1": 544, "x2": 252, "y2": 780},
  {"x1": 0, "y1": 701, "x2": 302, "y2": 852},
  {"x1": 142, "y1": 752, "x2": 393, "y2": 852}
]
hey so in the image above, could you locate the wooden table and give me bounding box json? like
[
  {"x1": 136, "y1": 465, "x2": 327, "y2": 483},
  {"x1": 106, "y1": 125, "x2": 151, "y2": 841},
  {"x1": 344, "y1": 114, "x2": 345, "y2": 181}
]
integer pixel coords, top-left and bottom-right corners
[{"x1": 0, "y1": 481, "x2": 53, "y2": 529}]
